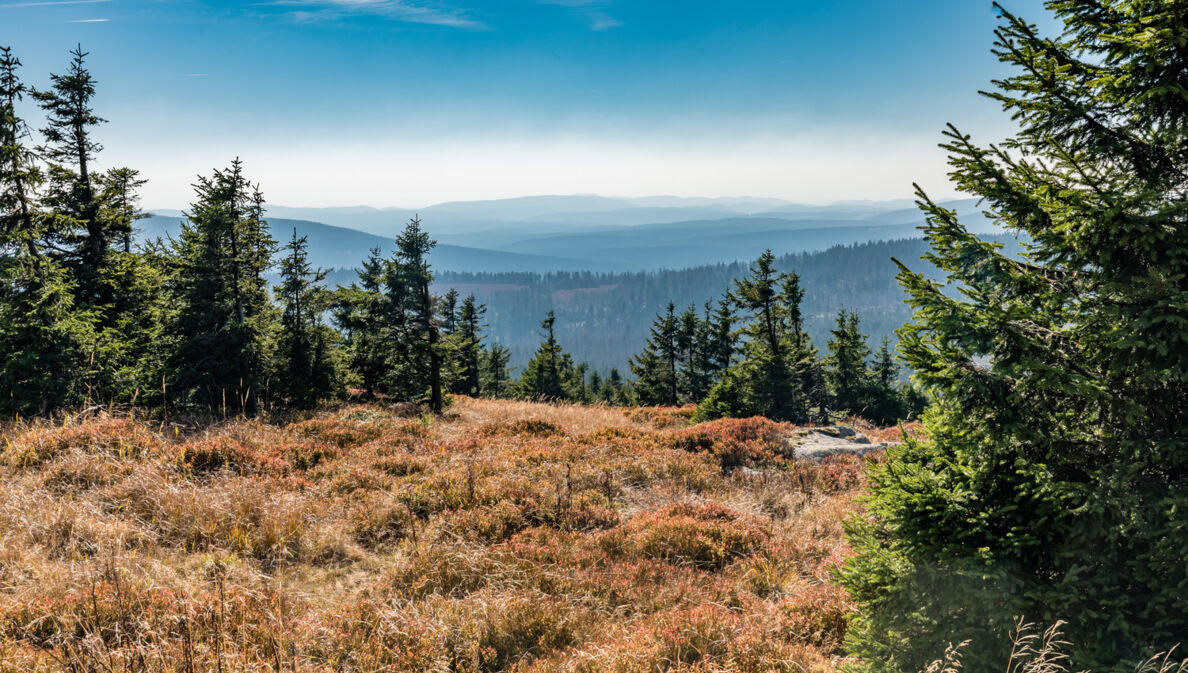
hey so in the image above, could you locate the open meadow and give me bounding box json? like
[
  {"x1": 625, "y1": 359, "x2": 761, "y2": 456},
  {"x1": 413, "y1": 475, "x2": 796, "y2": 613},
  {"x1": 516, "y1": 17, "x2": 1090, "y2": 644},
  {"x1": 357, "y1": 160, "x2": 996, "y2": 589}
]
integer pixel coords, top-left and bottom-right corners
[{"x1": 0, "y1": 397, "x2": 902, "y2": 672}]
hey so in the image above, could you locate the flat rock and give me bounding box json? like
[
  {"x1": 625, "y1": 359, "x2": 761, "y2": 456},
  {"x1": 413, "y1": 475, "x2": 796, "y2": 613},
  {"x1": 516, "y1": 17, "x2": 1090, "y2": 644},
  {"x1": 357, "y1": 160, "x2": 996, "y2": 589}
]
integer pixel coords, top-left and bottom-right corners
[{"x1": 783, "y1": 426, "x2": 897, "y2": 460}]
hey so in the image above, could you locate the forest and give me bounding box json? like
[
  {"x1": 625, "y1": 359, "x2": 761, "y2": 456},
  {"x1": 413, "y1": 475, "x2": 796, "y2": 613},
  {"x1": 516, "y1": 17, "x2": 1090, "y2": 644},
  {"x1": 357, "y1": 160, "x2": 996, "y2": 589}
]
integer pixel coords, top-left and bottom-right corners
[{"x1": 425, "y1": 235, "x2": 1022, "y2": 371}]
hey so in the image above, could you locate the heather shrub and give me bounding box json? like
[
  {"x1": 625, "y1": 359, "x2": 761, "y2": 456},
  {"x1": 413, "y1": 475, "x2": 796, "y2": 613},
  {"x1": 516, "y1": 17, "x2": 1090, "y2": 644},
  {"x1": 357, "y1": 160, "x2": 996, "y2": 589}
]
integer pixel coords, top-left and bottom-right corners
[
  {"x1": 373, "y1": 453, "x2": 430, "y2": 476},
  {"x1": 384, "y1": 544, "x2": 505, "y2": 600},
  {"x1": 349, "y1": 493, "x2": 414, "y2": 547},
  {"x1": 177, "y1": 434, "x2": 289, "y2": 475},
  {"x1": 627, "y1": 405, "x2": 696, "y2": 430},
  {"x1": 480, "y1": 418, "x2": 563, "y2": 437},
  {"x1": 40, "y1": 450, "x2": 130, "y2": 492},
  {"x1": 601, "y1": 502, "x2": 768, "y2": 570},
  {"x1": 789, "y1": 452, "x2": 875, "y2": 494},
  {"x1": 774, "y1": 583, "x2": 853, "y2": 650},
  {"x1": 1, "y1": 417, "x2": 160, "y2": 467},
  {"x1": 443, "y1": 500, "x2": 530, "y2": 542},
  {"x1": 291, "y1": 415, "x2": 387, "y2": 448},
  {"x1": 111, "y1": 471, "x2": 323, "y2": 563},
  {"x1": 669, "y1": 416, "x2": 791, "y2": 471}
]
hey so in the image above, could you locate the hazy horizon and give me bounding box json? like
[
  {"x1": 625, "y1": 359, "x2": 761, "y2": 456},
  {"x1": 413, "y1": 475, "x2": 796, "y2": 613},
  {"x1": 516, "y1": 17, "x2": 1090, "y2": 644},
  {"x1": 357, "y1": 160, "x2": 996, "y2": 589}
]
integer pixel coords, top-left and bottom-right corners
[
  {"x1": 4, "y1": 0, "x2": 1054, "y2": 208},
  {"x1": 143, "y1": 193, "x2": 926, "y2": 215}
]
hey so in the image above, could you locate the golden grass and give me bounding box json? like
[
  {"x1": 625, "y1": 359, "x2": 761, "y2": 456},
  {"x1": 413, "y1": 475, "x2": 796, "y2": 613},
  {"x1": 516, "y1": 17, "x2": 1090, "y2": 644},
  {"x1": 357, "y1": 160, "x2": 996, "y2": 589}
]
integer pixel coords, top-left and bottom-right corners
[{"x1": 0, "y1": 396, "x2": 879, "y2": 672}]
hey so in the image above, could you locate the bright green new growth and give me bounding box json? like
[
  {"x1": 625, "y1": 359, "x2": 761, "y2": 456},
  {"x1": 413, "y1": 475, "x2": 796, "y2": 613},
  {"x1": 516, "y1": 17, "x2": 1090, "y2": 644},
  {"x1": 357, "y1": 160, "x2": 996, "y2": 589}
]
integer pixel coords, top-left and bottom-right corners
[{"x1": 839, "y1": 2, "x2": 1188, "y2": 671}]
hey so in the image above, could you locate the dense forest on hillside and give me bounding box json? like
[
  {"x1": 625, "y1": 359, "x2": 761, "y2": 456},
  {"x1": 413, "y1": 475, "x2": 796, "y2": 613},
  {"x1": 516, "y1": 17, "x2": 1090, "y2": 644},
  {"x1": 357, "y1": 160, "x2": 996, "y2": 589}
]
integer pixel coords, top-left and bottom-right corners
[{"x1": 385, "y1": 235, "x2": 1017, "y2": 372}]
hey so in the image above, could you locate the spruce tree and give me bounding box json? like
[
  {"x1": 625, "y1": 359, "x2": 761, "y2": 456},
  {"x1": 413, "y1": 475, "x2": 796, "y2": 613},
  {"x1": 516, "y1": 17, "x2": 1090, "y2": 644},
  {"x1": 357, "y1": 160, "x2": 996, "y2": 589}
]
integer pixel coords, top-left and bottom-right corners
[
  {"x1": 697, "y1": 251, "x2": 813, "y2": 422},
  {"x1": 588, "y1": 369, "x2": 604, "y2": 402},
  {"x1": 824, "y1": 309, "x2": 870, "y2": 417},
  {"x1": 440, "y1": 288, "x2": 459, "y2": 335},
  {"x1": 97, "y1": 167, "x2": 145, "y2": 254},
  {"x1": 0, "y1": 46, "x2": 41, "y2": 267},
  {"x1": 571, "y1": 361, "x2": 590, "y2": 403},
  {"x1": 840, "y1": 3, "x2": 1188, "y2": 671},
  {"x1": 0, "y1": 46, "x2": 91, "y2": 414},
  {"x1": 33, "y1": 46, "x2": 108, "y2": 304},
  {"x1": 170, "y1": 160, "x2": 276, "y2": 414},
  {"x1": 862, "y1": 337, "x2": 907, "y2": 425},
  {"x1": 629, "y1": 302, "x2": 680, "y2": 405},
  {"x1": 334, "y1": 247, "x2": 392, "y2": 398},
  {"x1": 700, "y1": 298, "x2": 736, "y2": 384},
  {"x1": 451, "y1": 293, "x2": 486, "y2": 396},
  {"x1": 275, "y1": 228, "x2": 338, "y2": 407},
  {"x1": 390, "y1": 216, "x2": 443, "y2": 412},
  {"x1": 677, "y1": 303, "x2": 715, "y2": 401},
  {"x1": 606, "y1": 368, "x2": 629, "y2": 405},
  {"x1": 94, "y1": 169, "x2": 172, "y2": 407},
  {"x1": 481, "y1": 342, "x2": 511, "y2": 398},
  {"x1": 517, "y1": 310, "x2": 574, "y2": 400}
]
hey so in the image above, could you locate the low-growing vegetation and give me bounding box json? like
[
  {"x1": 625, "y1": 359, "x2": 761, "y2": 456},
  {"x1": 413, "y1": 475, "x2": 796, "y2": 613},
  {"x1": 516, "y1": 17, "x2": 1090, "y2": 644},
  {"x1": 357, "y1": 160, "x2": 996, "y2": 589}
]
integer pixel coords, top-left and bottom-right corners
[{"x1": 0, "y1": 397, "x2": 877, "y2": 672}]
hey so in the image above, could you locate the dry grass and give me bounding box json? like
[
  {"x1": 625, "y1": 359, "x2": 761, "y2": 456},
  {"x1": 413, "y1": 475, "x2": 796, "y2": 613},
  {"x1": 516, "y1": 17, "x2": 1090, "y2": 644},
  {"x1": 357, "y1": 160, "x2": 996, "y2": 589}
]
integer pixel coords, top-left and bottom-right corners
[{"x1": 0, "y1": 396, "x2": 878, "y2": 672}]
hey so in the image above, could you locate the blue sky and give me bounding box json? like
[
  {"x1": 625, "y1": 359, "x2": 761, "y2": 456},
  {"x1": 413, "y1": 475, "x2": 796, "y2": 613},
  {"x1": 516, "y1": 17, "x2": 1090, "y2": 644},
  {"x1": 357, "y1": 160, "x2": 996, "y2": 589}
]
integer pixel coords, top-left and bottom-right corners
[{"x1": 2, "y1": 0, "x2": 1054, "y2": 208}]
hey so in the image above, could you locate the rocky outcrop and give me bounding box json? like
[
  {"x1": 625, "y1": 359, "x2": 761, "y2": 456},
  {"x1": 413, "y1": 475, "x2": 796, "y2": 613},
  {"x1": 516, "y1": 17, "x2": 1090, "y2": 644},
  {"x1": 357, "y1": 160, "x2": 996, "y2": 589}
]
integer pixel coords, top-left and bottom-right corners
[{"x1": 782, "y1": 425, "x2": 899, "y2": 460}]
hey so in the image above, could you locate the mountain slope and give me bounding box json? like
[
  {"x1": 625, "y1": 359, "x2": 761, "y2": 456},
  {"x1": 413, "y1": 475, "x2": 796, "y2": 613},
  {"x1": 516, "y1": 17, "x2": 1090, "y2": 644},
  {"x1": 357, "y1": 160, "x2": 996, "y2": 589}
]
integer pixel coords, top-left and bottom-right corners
[{"x1": 137, "y1": 215, "x2": 618, "y2": 273}]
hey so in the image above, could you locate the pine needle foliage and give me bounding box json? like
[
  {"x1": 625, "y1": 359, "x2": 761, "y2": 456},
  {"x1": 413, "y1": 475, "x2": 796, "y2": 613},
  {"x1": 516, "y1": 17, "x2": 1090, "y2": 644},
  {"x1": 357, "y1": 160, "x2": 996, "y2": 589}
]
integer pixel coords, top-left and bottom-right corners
[
  {"x1": 169, "y1": 159, "x2": 277, "y2": 414},
  {"x1": 839, "y1": 2, "x2": 1188, "y2": 671},
  {"x1": 275, "y1": 227, "x2": 340, "y2": 408}
]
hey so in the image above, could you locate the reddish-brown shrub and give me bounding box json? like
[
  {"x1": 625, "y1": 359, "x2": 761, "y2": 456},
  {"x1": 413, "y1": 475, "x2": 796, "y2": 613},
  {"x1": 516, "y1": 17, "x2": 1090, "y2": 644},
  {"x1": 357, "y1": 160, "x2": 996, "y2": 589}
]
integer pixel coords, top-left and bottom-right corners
[
  {"x1": 600, "y1": 502, "x2": 768, "y2": 570},
  {"x1": 479, "y1": 418, "x2": 564, "y2": 437},
  {"x1": 668, "y1": 416, "x2": 792, "y2": 470},
  {"x1": 775, "y1": 583, "x2": 855, "y2": 651},
  {"x1": 1, "y1": 418, "x2": 160, "y2": 467}
]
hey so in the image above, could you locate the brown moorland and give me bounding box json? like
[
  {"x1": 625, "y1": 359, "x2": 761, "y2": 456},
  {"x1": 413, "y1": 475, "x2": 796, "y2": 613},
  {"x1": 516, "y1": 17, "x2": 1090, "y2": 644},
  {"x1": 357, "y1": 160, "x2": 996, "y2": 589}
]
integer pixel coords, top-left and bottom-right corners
[{"x1": 0, "y1": 396, "x2": 898, "y2": 672}]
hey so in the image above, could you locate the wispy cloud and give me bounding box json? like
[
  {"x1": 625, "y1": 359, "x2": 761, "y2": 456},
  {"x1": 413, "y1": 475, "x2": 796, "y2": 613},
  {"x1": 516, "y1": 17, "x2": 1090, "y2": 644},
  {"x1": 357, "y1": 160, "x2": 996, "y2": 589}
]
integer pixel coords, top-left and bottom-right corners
[
  {"x1": 1, "y1": 0, "x2": 109, "y2": 8},
  {"x1": 279, "y1": 0, "x2": 485, "y2": 29},
  {"x1": 66, "y1": 17, "x2": 107, "y2": 21},
  {"x1": 536, "y1": 0, "x2": 620, "y2": 31}
]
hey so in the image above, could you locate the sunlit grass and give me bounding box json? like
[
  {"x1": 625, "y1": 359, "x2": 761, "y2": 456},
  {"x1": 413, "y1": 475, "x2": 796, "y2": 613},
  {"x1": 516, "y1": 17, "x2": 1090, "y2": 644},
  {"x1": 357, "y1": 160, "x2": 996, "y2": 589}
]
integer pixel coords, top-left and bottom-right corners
[{"x1": 0, "y1": 396, "x2": 877, "y2": 672}]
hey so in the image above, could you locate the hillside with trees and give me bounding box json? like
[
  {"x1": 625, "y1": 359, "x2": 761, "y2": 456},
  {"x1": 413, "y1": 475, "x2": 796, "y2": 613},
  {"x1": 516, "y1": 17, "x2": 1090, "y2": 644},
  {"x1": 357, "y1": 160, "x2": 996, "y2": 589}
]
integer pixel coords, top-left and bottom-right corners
[
  {"x1": 425, "y1": 235, "x2": 1022, "y2": 372},
  {"x1": 2, "y1": 0, "x2": 1187, "y2": 671}
]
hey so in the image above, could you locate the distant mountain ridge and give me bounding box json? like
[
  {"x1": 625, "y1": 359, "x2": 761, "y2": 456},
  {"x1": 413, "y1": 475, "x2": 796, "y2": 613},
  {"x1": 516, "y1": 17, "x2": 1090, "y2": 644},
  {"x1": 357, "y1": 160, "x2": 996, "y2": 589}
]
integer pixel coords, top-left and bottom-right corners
[
  {"x1": 137, "y1": 216, "x2": 621, "y2": 273},
  {"x1": 141, "y1": 195, "x2": 993, "y2": 273}
]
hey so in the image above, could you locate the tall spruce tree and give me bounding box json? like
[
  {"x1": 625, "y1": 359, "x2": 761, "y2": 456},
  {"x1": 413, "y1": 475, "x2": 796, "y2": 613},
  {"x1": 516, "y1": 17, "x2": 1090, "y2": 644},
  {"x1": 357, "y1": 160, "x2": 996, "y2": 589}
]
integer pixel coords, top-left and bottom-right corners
[
  {"x1": 697, "y1": 251, "x2": 815, "y2": 422},
  {"x1": 440, "y1": 288, "x2": 459, "y2": 335},
  {"x1": 517, "y1": 310, "x2": 574, "y2": 400},
  {"x1": 678, "y1": 303, "x2": 720, "y2": 402},
  {"x1": 451, "y1": 294, "x2": 486, "y2": 396},
  {"x1": 97, "y1": 167, "x2": 145, "y2": 255},
  {"x1": 630, "y1": 302, "x2": 680, "y2": 405},
  {"x1": 33, "y1": 46, "x2": 109, "y2": 304},
  {"x1": 1, "y1": 47, "x2": 41, "y2": 266},
  {"x1": 861, "y1": 337, "x2": 911, "y2": 425},
  {"x1": 275, "y1": 228, "x2": 338, "y2": 407},
  {"x1": 700, "y1": 298, "x2": 737, "y2": 385},
  {"x1": 481, "y1": 342, "x2": 511, "y2": 398},
  {"x1": 334, "y1": 247, "x2": 392, "y2": 398},
  {"x1": 824, "y1": 309, "x2": 870, "y2": 416},
  {"x1": 0, "y1": 46, "x2": 91, "y2": 414},
  {"x1": 840, "y1": 3, "x2": 1188, "y2": 671},
  {"x1": 390, "y1": 216, "x2": 444, "y2": 412},
  {"x1": 170, "y1": 160, "x2": 276, "y2": 414}
]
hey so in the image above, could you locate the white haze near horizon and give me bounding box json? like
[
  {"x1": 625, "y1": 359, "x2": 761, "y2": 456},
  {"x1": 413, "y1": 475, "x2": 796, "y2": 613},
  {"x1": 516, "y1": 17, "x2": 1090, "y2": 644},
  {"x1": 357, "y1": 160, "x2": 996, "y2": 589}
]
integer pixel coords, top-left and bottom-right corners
[{"x1": 112, "y1": 131, "x2": 964, "y2": 211}]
